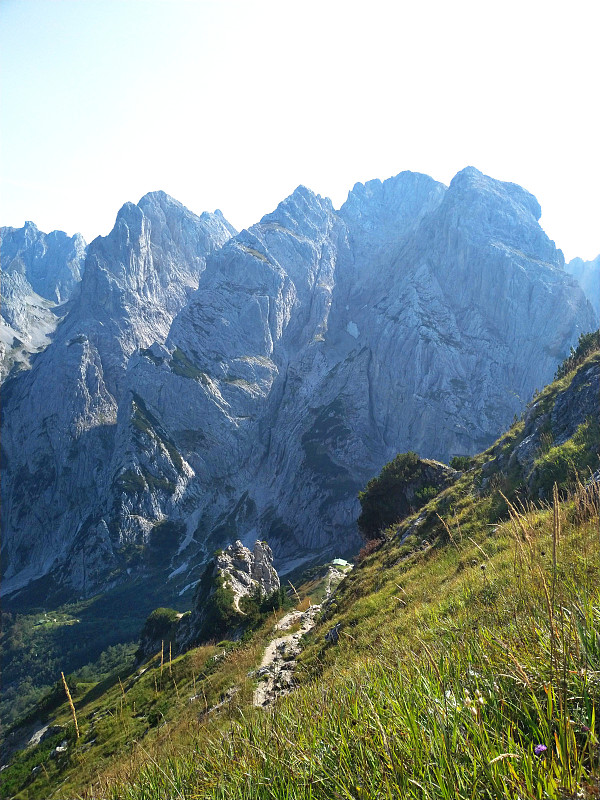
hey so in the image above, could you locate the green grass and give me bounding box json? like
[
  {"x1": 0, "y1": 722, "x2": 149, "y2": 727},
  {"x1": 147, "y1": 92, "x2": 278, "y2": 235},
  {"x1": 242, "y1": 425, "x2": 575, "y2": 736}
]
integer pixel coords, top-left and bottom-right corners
[
  {"x1": 169, "y1": 347, "x2": 207, "y2": 382},
  {"x1": 91, "y1": 484, "x2": 599, "y2": 800}
]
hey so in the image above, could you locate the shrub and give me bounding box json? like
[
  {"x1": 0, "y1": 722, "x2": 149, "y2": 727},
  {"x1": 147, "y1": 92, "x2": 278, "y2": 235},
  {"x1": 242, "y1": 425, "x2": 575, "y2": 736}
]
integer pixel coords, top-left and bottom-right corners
[
  {"x1": 358, "y1": 452, "x2": 446, "y2": 540},
  {"x1": 555, "y1": 329, "x2": 599, "y2": 379},
  {"x1": 139, "y1": 607, "x2": 179, "y2": 641},
  {"x1": 450, "y1": 455, "x2": 472, "y2": 470}
]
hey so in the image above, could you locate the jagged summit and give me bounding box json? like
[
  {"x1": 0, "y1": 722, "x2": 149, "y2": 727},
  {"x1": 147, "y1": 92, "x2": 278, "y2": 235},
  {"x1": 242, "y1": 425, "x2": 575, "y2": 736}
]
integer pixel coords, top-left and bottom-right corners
[
  {"x1": 449, "y1": 166, "x2": 543, "y2": 220},
  {"x1": 1, "y1": 222, "x2": 86, "y2": 302},
  {"x1": 439, "y1": 166, "x2": 561, "y2": 265},
  {"x1": 566, "y1": 253, "x2": 600, "y2": 322},
  {"x1": 259, "y1": 184, "x2": 334, "y2": 236},
  {"x1": 0, "y1": 222, "x2": 87, "y2": 379},
  {"x1": 342, "y1": 169, "x2": 445, "y2": 209},
  {"x1": 339, "y1": 170, "x2": 446, "y2": 253}
]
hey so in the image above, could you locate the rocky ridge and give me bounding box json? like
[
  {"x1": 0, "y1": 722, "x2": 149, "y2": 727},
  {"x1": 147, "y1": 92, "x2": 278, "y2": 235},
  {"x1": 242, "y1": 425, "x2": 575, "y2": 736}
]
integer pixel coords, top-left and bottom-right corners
[
  {"x1": 214, "y1": 539, "x2": 280, "y2": 613},
  {"x1": 0, "y1": 222, "x2": 87, "y2": 379},
  {"x1": 177, "y1": 539, "x2": 280, "y2": 650},
  {"x1": 1, "y1": 168, "x2": 596, "y2": 603},
  {"x1": 1, "y1": 194, "x2": 235, "y2": 594}
]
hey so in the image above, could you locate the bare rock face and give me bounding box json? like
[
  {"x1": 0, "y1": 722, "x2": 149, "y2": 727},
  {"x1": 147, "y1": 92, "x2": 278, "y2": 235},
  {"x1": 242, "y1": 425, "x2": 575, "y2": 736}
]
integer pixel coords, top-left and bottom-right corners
[
  {"x1": 0, "y1": 194, "x2": 235, "y2": 596},
  {"x1": 0, "y1": 222, "x2": 87, "y2": 380},
  {"x1": 176, "y1": 539, "x2": 280, "y2": 649},
  {"x1": 1, "y1": 169, "x2": 596, "y2": 604},
  {"x1": 215, "y1": 540, "x2": 280, "y2": 608},
  {"x1": 565, "y1": 254, "x2": 600, "y2": 323},
  {"x1": 1, "y1": 221, "x2": 86, "y2": 303}
]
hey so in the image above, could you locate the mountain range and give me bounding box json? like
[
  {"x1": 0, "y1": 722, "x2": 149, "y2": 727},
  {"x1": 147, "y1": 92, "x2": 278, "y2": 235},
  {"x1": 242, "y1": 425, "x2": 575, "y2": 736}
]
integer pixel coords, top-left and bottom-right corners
[{"x1": 1, "y1": 166, "x2": 596, "y2": 606}]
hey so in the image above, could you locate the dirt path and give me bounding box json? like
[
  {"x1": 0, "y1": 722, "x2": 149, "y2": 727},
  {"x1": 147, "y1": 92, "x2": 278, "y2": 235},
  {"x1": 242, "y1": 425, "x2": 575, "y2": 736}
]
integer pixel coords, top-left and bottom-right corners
[{"x1": 253, "y1": 566, "x2": 340, "y2": 708}]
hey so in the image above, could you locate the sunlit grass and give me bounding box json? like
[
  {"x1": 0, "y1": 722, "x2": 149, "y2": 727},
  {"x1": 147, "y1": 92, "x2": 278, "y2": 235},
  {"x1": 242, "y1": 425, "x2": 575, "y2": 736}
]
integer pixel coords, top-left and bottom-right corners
[{"x1": 93, "y1": 478, "x2": 600, "y2": 800}]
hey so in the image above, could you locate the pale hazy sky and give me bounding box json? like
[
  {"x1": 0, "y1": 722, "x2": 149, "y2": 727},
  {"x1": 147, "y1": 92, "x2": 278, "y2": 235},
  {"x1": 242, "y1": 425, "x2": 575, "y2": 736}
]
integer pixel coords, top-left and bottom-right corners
[{"x1": 1, "y1": 0, "x2": 598, "y2": 260}]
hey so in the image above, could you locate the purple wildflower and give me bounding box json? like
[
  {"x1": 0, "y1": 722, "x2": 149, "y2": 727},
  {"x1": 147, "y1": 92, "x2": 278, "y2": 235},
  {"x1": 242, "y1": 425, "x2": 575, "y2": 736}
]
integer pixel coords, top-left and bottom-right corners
[{"x1": 534, "y1": 744, "x2": 547, "y2": 756}]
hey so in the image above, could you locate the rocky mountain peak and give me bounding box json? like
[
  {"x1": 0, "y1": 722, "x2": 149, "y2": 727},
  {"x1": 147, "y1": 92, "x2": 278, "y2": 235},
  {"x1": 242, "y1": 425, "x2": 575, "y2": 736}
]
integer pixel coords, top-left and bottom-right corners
[
  {"x1": 339, "y1": 170, "x2": 446, "y2": 259},
  {"x1": 1, "y1": 222, "x2": 87, "y2": 301},
  {"x1": 0, "y1": 222, "x2": 88, "y2": 379},
  {"x1": 442, "y1": 166, "x2": 561, "y2": 265},
  {"x1": 449, "y1": 166, "x2": 542, "y2": 220},
  {"x1": 342, "y1": 170, "x2": 445, "y2": 217},
  {"x1": 259, "y1": 185, "x2": 334, "y2": 238},
  {"x1": 566, "y1": 254, "x2": 600, "y2": 322}
]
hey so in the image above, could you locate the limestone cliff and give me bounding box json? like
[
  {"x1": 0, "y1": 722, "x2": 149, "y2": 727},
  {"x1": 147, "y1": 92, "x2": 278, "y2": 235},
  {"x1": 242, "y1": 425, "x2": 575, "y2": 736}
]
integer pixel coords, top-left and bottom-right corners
[{"x1": 1, "y1": 194, "x2": 235, "y2": 595}]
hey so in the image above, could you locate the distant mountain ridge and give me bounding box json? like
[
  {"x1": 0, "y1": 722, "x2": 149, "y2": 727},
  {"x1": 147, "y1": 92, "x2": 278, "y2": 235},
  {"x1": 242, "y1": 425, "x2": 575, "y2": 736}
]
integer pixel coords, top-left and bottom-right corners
[
  {"x1": 0, "y1": 222, "x2": 87, "y2": 379},
  {"x1": 565, "y1": 254, "x2": 600, "y2": 322},
  {"x1": 1, "y1": 168, "x2": 596, "y2": 604}
]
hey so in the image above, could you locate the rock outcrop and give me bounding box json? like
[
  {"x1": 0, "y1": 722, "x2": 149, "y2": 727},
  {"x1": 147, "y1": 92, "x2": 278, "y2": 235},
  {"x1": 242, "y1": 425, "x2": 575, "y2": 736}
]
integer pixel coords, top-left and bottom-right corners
[
  {"x1": 482, "y1": 353, "x2": 600, "y2": 497},
  {"x1": 1, "y1": 168, "x2": 596, "y2": 603},
  {"x1": 214, "y1": 540, "x2": 280, "y2": 611},
  {"x1": 177, "y1": 540, "x2": 280, "y2": 650},
  {"x1": 357, "y1": 453, "x2": 458, "y2": 540}
]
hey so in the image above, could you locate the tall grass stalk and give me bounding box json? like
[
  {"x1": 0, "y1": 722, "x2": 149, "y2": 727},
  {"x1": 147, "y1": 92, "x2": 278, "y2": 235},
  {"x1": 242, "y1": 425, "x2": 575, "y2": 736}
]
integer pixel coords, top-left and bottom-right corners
[{"x1": 61, "y1": 671, "x2": 80, "y2": 739}]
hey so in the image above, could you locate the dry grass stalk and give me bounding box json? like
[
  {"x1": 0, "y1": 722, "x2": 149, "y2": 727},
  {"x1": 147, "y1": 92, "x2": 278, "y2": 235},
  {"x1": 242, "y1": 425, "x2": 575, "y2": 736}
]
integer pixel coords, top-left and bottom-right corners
[
  {"x1": 436, "y1": 513, "x2": 460, "y2": 551},
  {"x1": 287, "y1": 580, "x2": 301, "y2": 602},
  {"x1": 61, "y1": 671, "x2": 80, "y2": 739}
]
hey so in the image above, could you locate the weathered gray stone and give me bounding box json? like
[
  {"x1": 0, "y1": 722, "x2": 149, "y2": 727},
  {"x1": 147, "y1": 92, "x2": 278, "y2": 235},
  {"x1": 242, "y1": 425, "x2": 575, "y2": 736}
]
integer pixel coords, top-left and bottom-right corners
[
  {"x1": 1, "y1": 194, "x2": 235, "y2": 594},
  {"x1": 176, "y1": 539, "x2": 280, "y2": 649}
]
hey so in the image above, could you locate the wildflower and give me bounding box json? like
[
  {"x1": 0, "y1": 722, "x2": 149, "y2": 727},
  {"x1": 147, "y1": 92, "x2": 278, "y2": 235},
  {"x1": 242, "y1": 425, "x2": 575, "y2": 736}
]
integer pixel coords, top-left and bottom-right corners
[{"x1": 534, "y1": 744, "x2": 547, "y2": 756}]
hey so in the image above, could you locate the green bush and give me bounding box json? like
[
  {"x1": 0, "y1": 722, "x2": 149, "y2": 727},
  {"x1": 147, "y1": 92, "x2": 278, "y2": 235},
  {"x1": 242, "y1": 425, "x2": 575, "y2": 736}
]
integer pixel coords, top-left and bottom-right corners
[
  {"x1": 140, "y1": 607, "x2": 179, "y2": 641},
  {"x1": 555, "y1": 329, "x2": 599, "y2": 379},
  {"x1": 450, "y1": 455, "x2": 472, "y2": 470},
  {"x1": 358, "y1": 452, "x2": 438, "y2": 540}
]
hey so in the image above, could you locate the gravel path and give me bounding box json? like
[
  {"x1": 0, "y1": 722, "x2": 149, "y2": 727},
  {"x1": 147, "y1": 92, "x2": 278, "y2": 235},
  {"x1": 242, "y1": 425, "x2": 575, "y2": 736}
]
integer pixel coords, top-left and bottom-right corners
[{"x1": 253, "y1": 566, "x2": 340, "y2": 708}]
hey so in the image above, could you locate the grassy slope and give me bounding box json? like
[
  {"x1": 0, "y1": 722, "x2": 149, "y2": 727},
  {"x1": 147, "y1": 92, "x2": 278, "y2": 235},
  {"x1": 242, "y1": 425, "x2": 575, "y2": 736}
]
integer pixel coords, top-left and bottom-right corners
[{"x1": 3, "y1": 352, "x2": 599, "y2": 800}]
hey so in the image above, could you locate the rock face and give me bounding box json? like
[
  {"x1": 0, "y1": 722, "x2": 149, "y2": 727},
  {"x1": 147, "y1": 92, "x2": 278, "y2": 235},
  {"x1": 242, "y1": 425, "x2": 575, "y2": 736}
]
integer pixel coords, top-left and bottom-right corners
[
  {"x1": 215, "y1": 540, "x2": 280, "y2": 610},
  {"x1": 0, "y1": 223, "x2": 87, "y2": 379},
  {"x1": 177, "y1": 540, "x2": 280, "y2": 649},
  {"x1": 1, "y1": 194, "x2": 235, "y2": 595},
  {"x1": 565, "y1": 255, "x2": 600, "y2": 323},
  {"x1": 1, "y1": 168, "x2": 596, "y2": 603}
]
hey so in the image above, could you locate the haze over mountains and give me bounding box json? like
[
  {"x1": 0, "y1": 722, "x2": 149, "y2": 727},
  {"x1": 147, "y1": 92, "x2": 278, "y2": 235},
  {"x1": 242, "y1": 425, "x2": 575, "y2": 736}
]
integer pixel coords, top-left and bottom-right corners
[{"x1": 1, "y1": 167, "x2": 596, "y2": 606}]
